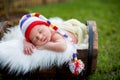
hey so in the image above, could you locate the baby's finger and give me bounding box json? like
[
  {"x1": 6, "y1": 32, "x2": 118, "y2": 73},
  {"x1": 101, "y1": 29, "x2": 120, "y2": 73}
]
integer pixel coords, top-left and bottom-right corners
[
  {"x1": 32, "y1": 45, "x2": 35, "y2": 49},
  {"x1": 24, "y1": 48, "x2": 29, "y2": 55},
  {"x1": 25, "y1": 48, "x2": 31, "y2": 55},
  {"x1": 27, "y1": 48, "x2": 32, "y2": 55},
  {"x1": 36, "y1": 46, "x2": 40, "y2": 49},
  {"x1": 29, "y1": 47, "x2": 33, "y2": 54}
]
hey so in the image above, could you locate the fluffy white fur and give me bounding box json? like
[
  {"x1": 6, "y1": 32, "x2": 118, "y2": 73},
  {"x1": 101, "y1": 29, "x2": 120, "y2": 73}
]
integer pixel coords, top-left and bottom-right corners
[{"x1": 0, "y1": 18, "x2": 88, "y2": 74}]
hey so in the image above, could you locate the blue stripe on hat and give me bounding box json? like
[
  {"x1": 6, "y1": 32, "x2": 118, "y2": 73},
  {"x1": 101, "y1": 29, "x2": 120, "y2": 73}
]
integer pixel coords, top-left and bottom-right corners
[
  {"x1": 20, "y1": 18, "x2": 28, "y2": 30},
  {"x1": 47, "y1": 20, "x2": 51, "y2": 24},
  {"x1": 73, "y1": 53, "x2": 77, "y2": 58},
  {"x1": 63, "y1": 34, "x2": 68, "y2": 38},
  {"x1": 26, "y1": 14, "x2": 31, "y2": 18}
]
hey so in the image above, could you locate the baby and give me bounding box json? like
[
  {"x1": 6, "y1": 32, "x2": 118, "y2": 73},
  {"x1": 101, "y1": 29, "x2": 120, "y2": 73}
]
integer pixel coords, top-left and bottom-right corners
[{"x1": 19, "y1": 13, "x2": 87, "y2": 55}]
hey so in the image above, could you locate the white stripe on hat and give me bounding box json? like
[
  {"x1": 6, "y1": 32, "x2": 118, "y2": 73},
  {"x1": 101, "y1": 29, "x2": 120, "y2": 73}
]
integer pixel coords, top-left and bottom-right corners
[{"x1": 21, "y1": 17, "x2": 44, "y2": 36}]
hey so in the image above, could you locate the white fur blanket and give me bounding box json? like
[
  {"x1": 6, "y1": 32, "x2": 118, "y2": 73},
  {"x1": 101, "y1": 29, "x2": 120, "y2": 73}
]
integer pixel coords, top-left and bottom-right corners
[{"x1": 0, "y1": 18, "x2": 88, "y2": 74}]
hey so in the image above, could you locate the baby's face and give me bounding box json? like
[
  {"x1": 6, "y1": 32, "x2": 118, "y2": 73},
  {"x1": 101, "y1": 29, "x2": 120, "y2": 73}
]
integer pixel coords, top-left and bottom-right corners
[{"x1": 29, "y1": 25, "x2": 52, "y2": 46}]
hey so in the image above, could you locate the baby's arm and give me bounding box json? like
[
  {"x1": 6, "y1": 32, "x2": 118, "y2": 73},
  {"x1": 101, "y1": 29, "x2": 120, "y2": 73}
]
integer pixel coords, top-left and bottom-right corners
[
  {"x1": 37, "y1": 40, "x2": 66, "y2": 52},
  {"x1": 36, "y1": 33, "x2": 67, "y2": 52},
  {"x1": 23, "y1": 39, "x2": 35, "y2": 55}
]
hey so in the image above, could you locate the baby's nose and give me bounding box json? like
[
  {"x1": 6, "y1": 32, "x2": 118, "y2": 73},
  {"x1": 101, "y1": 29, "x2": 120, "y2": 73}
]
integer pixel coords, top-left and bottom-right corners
[{"x1": 37, "y1": 35, "x2": 42, "y2": 40}]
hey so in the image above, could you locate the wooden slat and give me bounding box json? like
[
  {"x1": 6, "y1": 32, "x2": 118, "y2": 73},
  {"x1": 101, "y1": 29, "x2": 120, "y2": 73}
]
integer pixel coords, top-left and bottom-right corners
[{"x1": 92, "y1": 21, "x2": 98, "y2": 49}]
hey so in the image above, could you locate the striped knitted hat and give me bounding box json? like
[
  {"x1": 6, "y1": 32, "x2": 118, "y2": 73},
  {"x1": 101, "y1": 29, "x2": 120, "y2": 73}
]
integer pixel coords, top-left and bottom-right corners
[{"x1": 19, "y1": 13, "x2": 50, "y2": 42}]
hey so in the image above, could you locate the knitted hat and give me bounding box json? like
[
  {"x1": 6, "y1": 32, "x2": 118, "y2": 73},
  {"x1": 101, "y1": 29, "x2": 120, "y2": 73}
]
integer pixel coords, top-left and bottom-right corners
[{"x1": 19, "y1": 13, "x2": 50, "y2": 42}]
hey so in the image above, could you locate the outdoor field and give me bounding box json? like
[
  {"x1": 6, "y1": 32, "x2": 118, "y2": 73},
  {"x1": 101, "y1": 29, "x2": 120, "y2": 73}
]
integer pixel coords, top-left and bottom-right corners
[
  {"x1": 0, "y1": 0, "x2": 120, "y2": 80},
  {"x1": 25, "y1": 0, "x2": 120, "y2": 80}
]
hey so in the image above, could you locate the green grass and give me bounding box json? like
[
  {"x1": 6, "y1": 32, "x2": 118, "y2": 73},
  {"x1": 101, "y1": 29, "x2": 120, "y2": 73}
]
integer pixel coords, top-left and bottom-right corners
[
  {"x1": 25, "y1": 0, "x2": 120, "y2": 79},
  {"x1": 5, "y1": 0, "x2": 120, "y2": 80}
]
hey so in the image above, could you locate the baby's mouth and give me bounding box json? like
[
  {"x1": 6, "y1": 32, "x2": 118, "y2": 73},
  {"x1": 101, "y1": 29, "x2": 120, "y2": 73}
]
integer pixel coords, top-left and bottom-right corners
[{"x1": 43, "y1": 36, "x2": 48, "y2": 42}]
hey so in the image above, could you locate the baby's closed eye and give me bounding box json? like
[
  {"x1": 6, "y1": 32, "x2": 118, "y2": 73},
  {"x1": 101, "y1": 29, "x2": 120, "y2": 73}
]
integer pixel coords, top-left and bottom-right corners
[{"x1": 36, "y1": 36, "x2": 40, "y2": 40}]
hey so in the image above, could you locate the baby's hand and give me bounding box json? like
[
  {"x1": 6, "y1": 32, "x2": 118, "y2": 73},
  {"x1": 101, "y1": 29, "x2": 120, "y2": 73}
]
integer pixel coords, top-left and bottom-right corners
[{"x1": 24, "y1": 40, "x2": 35, "y2": 55}]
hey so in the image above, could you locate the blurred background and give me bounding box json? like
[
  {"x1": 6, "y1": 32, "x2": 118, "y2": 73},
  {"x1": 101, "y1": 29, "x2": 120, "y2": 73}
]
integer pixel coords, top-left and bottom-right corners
[
  {"x1": 0, "y1": 0, "x2": 120, "y2": 80},
  {"x1": 0, "y1": 0, "x2": 68, "y2": 25}
]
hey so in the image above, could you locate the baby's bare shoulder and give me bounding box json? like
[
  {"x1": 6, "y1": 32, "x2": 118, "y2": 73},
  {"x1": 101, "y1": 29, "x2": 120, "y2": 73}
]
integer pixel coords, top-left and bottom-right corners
[{"x1": 51, "y1": 33, "x2": 64, "y2": 42}]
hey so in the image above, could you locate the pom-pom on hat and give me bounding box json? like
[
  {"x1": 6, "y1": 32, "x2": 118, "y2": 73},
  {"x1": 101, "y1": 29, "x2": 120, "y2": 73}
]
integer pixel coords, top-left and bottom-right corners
[{"x1": 19, "y1": 13, "x2": 50, "y2": 42}]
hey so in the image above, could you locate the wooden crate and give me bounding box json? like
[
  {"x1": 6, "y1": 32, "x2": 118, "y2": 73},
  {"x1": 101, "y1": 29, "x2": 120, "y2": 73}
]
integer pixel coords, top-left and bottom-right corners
[
  {"x1": 0, "y1": 21, "x2": 98, "y2": 80},
  {"x1": 25, "y1": 21, "x2": 98, "y2": 79}
]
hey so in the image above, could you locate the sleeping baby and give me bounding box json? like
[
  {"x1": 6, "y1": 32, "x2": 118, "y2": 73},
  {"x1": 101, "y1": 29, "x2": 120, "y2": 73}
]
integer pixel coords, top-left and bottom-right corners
[{"x1": 19, "y1": 13, "x2": 88, "y2": 55}]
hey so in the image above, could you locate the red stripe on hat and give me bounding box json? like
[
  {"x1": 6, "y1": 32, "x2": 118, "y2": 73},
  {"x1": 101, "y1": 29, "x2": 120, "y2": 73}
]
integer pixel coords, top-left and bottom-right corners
[
  {"x1": 25, "y1": 21, "x2": 49, "y2": 42},
  {"x1": 53, "y1": 26, "x2": 58, "y2": 31},
  {"x1": 35, "y1": 13, "x2": 40, "y2": 17}
]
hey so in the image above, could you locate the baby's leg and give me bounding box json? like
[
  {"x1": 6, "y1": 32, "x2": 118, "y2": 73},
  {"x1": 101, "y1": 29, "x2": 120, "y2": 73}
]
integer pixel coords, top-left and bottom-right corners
[{"x1": 64, "y1": 19, "x2": 88, "y2": 44}]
